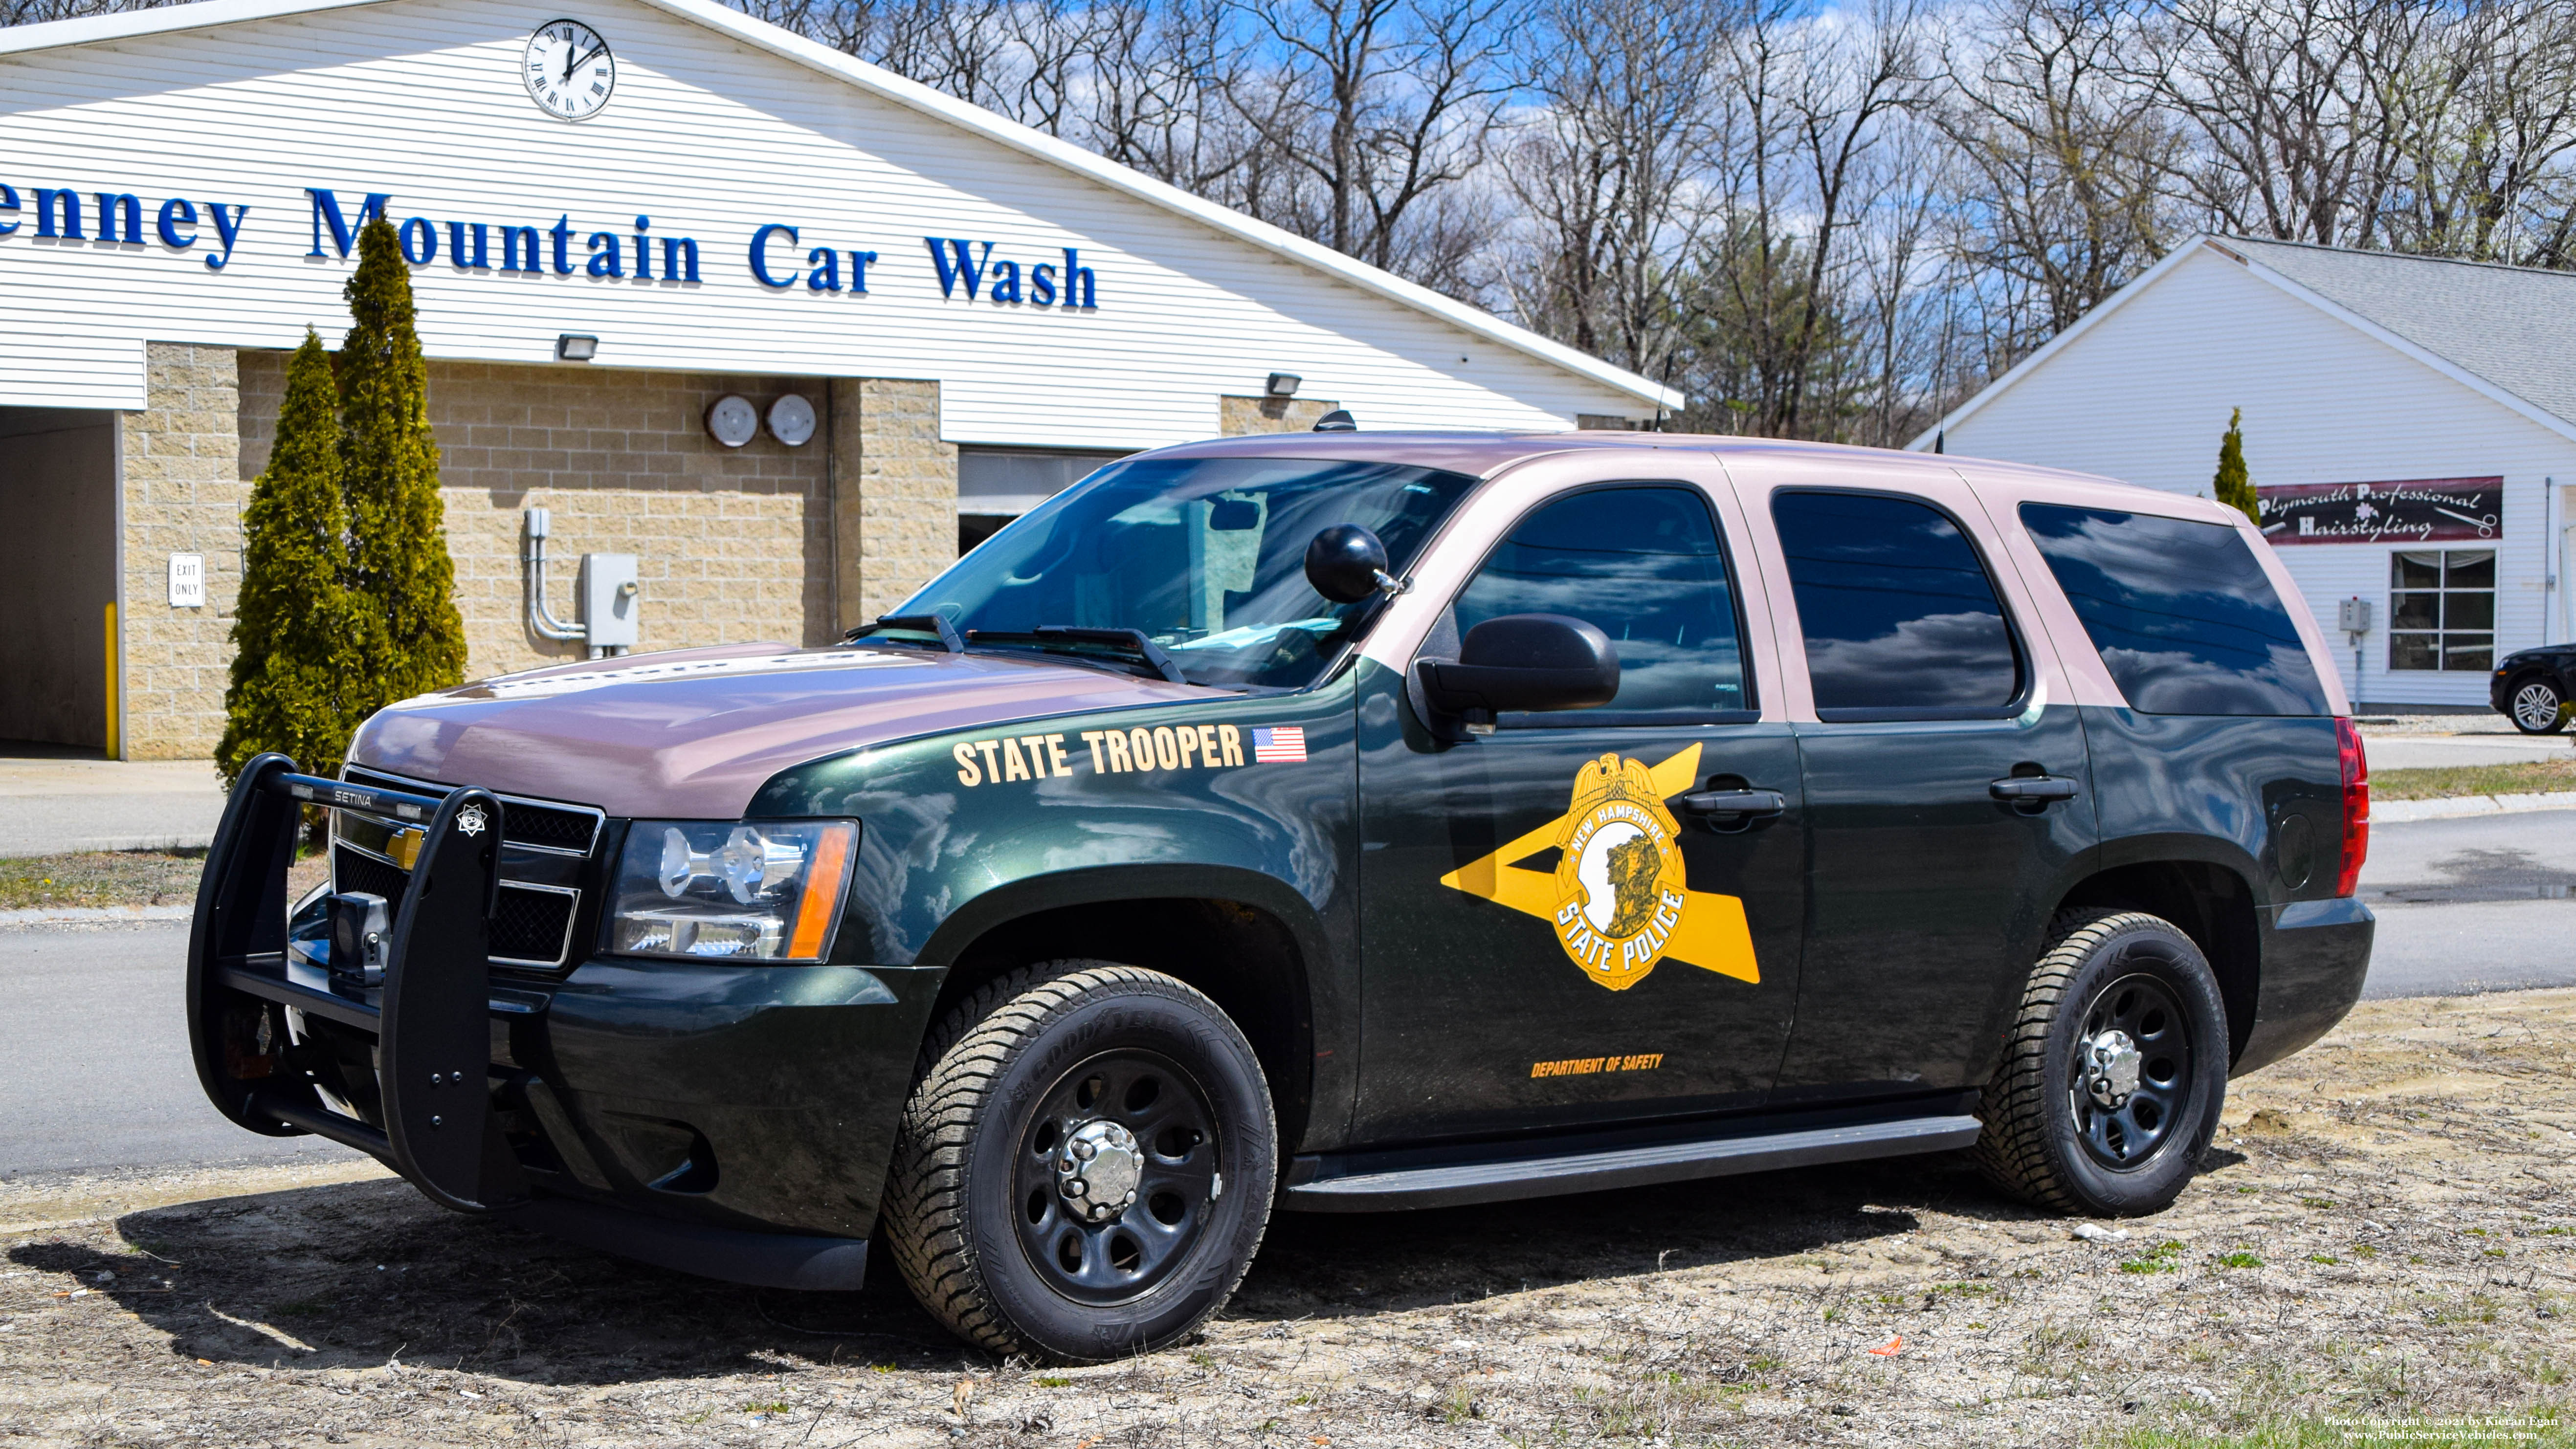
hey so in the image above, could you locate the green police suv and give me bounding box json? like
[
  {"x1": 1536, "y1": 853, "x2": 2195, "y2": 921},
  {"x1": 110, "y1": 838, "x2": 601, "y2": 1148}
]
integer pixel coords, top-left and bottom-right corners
[{"x1": 187, "y1": 430, "x2": 2373, "y2": 1361}]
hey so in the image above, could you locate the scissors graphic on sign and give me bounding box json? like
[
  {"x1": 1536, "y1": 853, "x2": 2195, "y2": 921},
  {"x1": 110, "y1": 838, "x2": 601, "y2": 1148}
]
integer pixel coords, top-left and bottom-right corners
[{"x1": 2434, "y1": 505, "x2": 2500, "y2": 537}]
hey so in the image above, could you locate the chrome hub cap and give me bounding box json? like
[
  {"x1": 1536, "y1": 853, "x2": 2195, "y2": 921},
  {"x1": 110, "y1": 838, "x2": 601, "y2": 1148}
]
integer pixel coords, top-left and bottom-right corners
[
  {"x1": 1054, "y1": 1119, "x2": 1142, "y2": 1224},
  {"x1": 2082, "y1": 1029, "x2": 2143, "y2": 1107},
  {"x1": 1014, "y1": 1049, "x2": 1221, "y2": 1306},
  {"x1": 2068, "y1": 973, "x2": 2191, "y2": 1168}
]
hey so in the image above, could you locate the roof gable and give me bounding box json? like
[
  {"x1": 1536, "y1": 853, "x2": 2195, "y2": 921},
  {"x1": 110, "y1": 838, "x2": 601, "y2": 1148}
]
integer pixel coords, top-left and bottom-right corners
[
  {"x1": 2217, "y1": 237, "x2": 2576, "y2": 432},
  {"x1": 0, "y1": 0, "x2": 1677, "y2": 411},
  {"x1": 1915, "y1": 234, "x2": 2576, "y2": 450}
]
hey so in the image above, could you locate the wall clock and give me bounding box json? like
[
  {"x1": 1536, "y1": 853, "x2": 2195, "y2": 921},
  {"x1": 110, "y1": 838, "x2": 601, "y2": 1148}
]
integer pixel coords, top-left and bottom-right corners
[{"x1": 525, "y1": 19, "x2": 616, "y2": 121}]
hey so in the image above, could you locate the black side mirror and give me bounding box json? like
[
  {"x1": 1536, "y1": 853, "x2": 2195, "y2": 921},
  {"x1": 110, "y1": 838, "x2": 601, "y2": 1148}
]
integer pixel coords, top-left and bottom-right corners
[
  {"x1": 1417, "y1": 614, "x2": 1620, "y2": 722},
  {"x1": 1305, "y1": 524, "x2": 1390, "y2": 604}
]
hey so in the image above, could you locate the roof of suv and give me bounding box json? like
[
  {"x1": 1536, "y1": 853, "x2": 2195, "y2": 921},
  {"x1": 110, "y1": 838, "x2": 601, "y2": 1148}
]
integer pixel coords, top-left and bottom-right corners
[{"x1": 1150, "y1": 431, "x2": 2243, "y2": 527}]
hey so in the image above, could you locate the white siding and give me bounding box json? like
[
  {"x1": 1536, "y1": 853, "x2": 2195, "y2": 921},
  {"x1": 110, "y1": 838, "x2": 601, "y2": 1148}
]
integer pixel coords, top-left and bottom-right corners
[
  {"x1": 0, "y1": 0, "x2": 1647, "y2": 441},
  {"x1": 1940, "y1": 246, "x2": 2576, "y2": 708}
]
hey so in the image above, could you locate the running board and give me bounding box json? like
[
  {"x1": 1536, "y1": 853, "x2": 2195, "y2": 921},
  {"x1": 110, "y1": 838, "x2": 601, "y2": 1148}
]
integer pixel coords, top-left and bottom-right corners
[{"x1": 1281, "y1": 1109, "x2": 1984, "y2": 1212}]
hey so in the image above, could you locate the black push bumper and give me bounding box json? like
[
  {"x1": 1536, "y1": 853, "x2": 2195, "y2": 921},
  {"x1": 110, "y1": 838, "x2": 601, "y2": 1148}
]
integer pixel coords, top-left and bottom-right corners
[{"x1": 185, "y1": 753, "x2": 918, "y2": 1292}]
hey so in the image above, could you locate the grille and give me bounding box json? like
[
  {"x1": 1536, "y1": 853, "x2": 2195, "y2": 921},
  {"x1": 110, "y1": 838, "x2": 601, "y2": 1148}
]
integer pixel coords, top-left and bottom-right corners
[
  {"x1": 496, "y1": 801, "x2": 600, "y2": 854},
  {"x1": 491, "y1": 885, "x2": 578, "y2": 966},
  {"x1": 333, "y1": 845, "x2": 410, "y2": 903},
  {"x1": 341, "y1": 766, "x2": 603, "y2": 856}
]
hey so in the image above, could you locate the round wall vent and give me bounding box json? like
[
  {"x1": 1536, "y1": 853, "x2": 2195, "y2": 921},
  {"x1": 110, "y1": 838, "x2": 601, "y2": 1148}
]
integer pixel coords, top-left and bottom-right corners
[
  {"x1": 767, "y1": 394, "x2": 817, "y2": 447},
  {"x1": 705, "y1": 395, "x2": 758, "y2": 448}
]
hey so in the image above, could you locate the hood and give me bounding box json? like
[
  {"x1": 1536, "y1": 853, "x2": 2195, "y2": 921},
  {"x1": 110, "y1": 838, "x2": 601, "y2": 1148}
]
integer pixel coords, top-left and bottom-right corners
[{"x1": 348, "y1": 641, "x2": 1199, "y2": 818}]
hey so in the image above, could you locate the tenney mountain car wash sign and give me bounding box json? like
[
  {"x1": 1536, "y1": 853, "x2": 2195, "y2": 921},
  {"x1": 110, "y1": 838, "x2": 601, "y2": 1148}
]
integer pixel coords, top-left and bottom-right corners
[{"x1": 2256, "y1": 478, "x2": 2503, "y2": 546}]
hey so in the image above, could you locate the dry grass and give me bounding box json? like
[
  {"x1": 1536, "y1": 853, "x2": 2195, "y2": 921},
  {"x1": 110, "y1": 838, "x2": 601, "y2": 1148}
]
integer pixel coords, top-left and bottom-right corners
[
  {"x1": 0, "y1": 848, "x2": 326, "y2": 911},
  {"x1": 4, "y1": 992, "x2": 2575, "y2": 1446},
  {"x1": 2374, "y1": 759, "x2": 2576, "y2": 800}
]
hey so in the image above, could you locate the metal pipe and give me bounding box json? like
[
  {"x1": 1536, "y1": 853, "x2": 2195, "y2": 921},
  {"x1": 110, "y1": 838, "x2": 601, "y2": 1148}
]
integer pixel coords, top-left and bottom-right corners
[{"x1": 522, "y1": 507, "x2": 584, "y2": 645}]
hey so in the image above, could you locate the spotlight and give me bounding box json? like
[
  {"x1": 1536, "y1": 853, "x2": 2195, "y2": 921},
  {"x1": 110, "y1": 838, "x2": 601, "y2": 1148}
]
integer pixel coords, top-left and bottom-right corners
[
  {"x1": 1265, "y1": 371, "x2": 1301, "y2": 398},
  {"x1": 556, "y1": 334, "x2": 600, "y2": 362}
]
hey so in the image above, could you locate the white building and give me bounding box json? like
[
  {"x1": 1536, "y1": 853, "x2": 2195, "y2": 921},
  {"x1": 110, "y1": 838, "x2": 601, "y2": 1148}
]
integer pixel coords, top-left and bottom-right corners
[
  {"x1": 1914, "y1": 234, "x2": 2576, "y2": 710},
  {"x1": 0, "y1": 0, "x2": 1672, "y2": 758}
]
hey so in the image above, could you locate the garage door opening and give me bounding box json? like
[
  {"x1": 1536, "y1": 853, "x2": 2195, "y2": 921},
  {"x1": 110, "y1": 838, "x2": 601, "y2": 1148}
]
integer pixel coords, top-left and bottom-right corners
[
  {"x1": 958, "y1": 446, "x2": 1132, "y2": 556},
  {"x1": 0, "y1": 408, "x2": 118, "y2": 754}
]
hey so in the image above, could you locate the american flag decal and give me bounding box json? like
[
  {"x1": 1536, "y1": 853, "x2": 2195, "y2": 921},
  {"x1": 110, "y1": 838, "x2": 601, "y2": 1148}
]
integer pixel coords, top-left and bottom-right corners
[{"x1": 1251, "y1": 726, "x2": 1307, "y2": 763}]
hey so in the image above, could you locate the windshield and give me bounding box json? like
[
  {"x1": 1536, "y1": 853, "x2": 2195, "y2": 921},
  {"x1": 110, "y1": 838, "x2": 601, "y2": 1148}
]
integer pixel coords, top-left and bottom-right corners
[{"x1": 890, "y1": 456, "x2": 1481, "y2": 689}]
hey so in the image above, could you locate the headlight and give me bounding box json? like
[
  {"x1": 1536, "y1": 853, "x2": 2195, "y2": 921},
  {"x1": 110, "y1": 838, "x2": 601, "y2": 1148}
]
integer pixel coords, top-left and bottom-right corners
[{"x1": 608, "y1": 819, "x2": 857, "y2": 961}]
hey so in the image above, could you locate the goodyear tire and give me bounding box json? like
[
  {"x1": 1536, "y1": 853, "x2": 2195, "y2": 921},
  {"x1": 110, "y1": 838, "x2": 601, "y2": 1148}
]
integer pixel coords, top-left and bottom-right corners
[
  {"x1": 879, "y1": 961, "x2": 1276, "y2": 1362},
  {"x1": 1973, "y1": 911, "x2": 2228, "y2": 1217}
]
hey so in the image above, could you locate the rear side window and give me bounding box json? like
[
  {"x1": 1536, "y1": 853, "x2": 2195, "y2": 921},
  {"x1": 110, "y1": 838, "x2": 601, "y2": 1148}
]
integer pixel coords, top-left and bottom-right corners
[
  {"x1": 1450, "y1": 485, "x2": 1749, "y2": 722},
  {"x1": 2019, "y1": 504, "x2": 2330, "y2": 716},
  {"x1": 1771, "y1": 490, "x2": 2022, "y2": 715}
]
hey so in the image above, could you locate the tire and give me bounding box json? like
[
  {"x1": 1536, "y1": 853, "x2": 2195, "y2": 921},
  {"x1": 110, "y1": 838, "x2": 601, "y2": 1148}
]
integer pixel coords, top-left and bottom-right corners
[
  {"x1": 2508, "y1": 676, "x2": 2568, "y2": 734},
  {"x1": 879, "y1": 961, "x2": 1277, "y2": 1362},
  {"x1": 1972, "y1": 910, "x2": 2229, "y2": 1217}
]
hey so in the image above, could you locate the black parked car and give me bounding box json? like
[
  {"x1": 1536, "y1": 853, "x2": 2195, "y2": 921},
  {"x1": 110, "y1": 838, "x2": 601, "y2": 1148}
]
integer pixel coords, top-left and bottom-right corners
[
  {"x1": 186, "y1": 433, "x2": 2376, "y2": 1362},
  {"x1": 2493, "y1": 646, "x2": 2576, "y2": 733}
]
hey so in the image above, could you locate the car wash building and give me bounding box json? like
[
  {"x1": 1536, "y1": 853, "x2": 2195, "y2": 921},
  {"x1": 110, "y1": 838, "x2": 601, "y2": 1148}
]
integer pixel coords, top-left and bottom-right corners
[
  {"x1": 1914, "y1": 234, "x2": 2576, "y2": 710},
  {"x1": 0, "y1": 0, "x2": 1673, "y2": 760}
]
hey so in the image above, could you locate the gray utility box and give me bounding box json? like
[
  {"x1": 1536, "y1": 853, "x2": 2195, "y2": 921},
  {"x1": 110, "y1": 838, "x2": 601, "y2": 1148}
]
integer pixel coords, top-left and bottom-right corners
[{"x1": 578, "y1": 553, "x2": 641, "y2": 650}]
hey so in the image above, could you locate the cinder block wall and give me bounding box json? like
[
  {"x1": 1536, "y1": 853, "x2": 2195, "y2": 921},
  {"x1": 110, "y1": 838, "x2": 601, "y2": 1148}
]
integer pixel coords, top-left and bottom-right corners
[
  {"x1": 116, "y1": 349, "x2": 964, "y2": 761},
  {"x1": 121, "y1": 342, "x2": 247, "y2": 761},
  {"x1": 240, "y1": 357, "x2": 957, "y2": 683},
  {"x1": 1220, "y1": 395, "x2": 1341, "y2": 435},
  {"x1": 833, "y1": 378, "x2": 958, "y2": 627}
]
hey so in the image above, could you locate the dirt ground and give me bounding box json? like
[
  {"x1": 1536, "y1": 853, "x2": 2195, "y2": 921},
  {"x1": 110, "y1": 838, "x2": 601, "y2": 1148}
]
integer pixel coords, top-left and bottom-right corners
[{"x1": 5, "y1": 993, "x2": 2573, "y2": 1449}]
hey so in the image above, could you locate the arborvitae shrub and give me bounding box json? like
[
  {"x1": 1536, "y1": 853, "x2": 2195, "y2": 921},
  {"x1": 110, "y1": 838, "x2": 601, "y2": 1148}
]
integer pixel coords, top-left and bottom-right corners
[
  {"x1": 218, "y1": 330, "x2": 378, "y2": 789},
  {"x1": 2214, "y1": 407, "x2": 2260, "y2": 526},
  {"x1": 340, "y1": 214, "x2": 467, "y2": 713}
]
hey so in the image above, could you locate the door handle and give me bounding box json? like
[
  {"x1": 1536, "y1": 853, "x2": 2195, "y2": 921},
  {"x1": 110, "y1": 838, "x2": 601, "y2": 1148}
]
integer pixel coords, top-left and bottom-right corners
[
  {"x1": 1676, "y1": 788, "x2": 1787, "y2": 828},
  {"x1": 1989, "y1": 775, "x2": 2079, "y2": 804}
]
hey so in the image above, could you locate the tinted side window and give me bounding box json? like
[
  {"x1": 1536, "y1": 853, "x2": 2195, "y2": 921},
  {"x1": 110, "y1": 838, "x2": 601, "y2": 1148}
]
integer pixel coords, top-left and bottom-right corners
[
  {"x1": 1451, "y1": 485, "x2": 1748, "y2": 721},
  {"x1": 1772, "y1": 491, "x2": 2021, "y2": 714},
  {"x1": 2021, "y1": 504, "x2": 2330, "y2": 716}
]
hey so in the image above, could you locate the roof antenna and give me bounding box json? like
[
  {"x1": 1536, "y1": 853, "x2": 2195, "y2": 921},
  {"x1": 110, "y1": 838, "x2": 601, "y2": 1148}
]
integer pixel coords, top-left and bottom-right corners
[
  {"x1": 1934, "y1": 429, "x2": 1945, "y2": 454},
  {"x1": 1311, "y1": 409, "x2": 1357, "y2": 433}
]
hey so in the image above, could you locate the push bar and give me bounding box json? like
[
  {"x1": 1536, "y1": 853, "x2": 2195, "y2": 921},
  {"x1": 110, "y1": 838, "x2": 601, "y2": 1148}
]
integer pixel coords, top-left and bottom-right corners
[
  {"x1": 185, "y1": 752, "x2": 528, "y2": 1214},
  {"x1": 272, "y1": 771, "x2": 446, "y2": 826}
]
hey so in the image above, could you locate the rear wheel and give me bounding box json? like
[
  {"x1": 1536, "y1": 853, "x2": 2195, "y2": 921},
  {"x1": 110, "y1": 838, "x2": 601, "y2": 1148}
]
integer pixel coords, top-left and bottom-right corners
[
  {"x1": 1973, "y1": 911, "x2": 2228, "y2": 1217},
  {"x1": 879, "y1": 962, "x2": 1276, "y2": 1362},
  {"x1": 2509, "y1": 677, "x2": 2568, "y2": 734}
]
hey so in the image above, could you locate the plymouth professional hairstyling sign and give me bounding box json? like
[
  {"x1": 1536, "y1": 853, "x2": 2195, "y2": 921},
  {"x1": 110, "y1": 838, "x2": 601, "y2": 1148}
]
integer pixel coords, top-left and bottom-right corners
[{"x1": 2255, "y1": 477, "x2": 2503, "y2": 545}]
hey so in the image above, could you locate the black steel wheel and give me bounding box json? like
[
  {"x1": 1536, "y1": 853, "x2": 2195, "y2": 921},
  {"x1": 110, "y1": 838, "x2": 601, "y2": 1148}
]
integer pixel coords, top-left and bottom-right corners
[
  {"x1": 2510, "y1": 677, "x2": 2568, "y2": 734},
  {"x1": 880, "y1": 961, "x2": 1275, "y2": 1362},
  {"x1": 2067, "y1": 973, "x2": 2191, "y2": 1170},
  {"x1": 1012, "y1": 1049, "x2": 1221, "y2": 1306},
  {"x1": 1973, "y1": 910, "x2": 2228, "y2": 1217}
]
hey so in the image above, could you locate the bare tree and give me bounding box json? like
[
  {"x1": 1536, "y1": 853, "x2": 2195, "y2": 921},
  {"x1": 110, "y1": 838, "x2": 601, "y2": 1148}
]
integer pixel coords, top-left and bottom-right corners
[
  {"x1": 1938, "y1": 0, "x2": 2177, "y2": 345},
  {"x1": 1684, "y1": 0, "x2": 1930, "y2": 438},
  {"x1": 1226, "y1": 0, "x2": 1510, "y2": 283},
  {"x1": 1494, "y1": 0, "x2": 1729, "y2": 384}
]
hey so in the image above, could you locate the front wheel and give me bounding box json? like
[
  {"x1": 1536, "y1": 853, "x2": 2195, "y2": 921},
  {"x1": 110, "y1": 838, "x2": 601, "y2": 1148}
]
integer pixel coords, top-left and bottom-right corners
[
  {"x1": 879, "y1": 962, "x2": 1276, "y2": 1362},
  {"x1": 1973, "y1": 911, "x2": 2228, "y2": 1217},
  {"x1": 2509, "y1": 677, "x2": 2568, "y2": 734}
]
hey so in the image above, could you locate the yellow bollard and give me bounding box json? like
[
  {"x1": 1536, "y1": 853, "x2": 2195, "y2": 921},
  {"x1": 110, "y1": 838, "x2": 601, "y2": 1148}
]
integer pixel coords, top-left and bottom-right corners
[{"x1": 103, "y1": 601, "x2": 118, "y2": 760}]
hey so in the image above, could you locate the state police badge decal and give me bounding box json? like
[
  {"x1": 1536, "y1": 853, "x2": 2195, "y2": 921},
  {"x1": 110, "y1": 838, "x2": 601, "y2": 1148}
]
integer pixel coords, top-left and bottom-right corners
[
  {"x1": 1436, "y1": 741, "x2": 1761, "y2": 991},
  {"x1": 1552, "y1": 753, "x2": 1688, "y2": 990}
]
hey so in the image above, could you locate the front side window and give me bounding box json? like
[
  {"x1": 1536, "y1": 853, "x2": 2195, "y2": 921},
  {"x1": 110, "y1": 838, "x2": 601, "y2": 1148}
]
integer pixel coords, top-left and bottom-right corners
[
  {"x1": 2389, "y1": 550, "x2": 2495, "y2": 672},
  {"x1": 895, "y1": 456, "x2": 1479, "y2": 690},
  {"x1": 1445, "y1": 485, "x2": 1748, "y2": 723},
  {"x1": 1772, "y1": 490, "x2": 2021, "y2": 715},
  {"x1": 2020, "y1": 504, "x2": 2330, "y2": 716}
]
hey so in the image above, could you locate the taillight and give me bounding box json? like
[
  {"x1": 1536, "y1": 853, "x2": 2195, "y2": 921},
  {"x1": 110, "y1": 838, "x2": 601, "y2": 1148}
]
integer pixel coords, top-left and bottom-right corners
[{"x1": 2334, "y1": 717, "x2": 2369, "y2": 897}]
